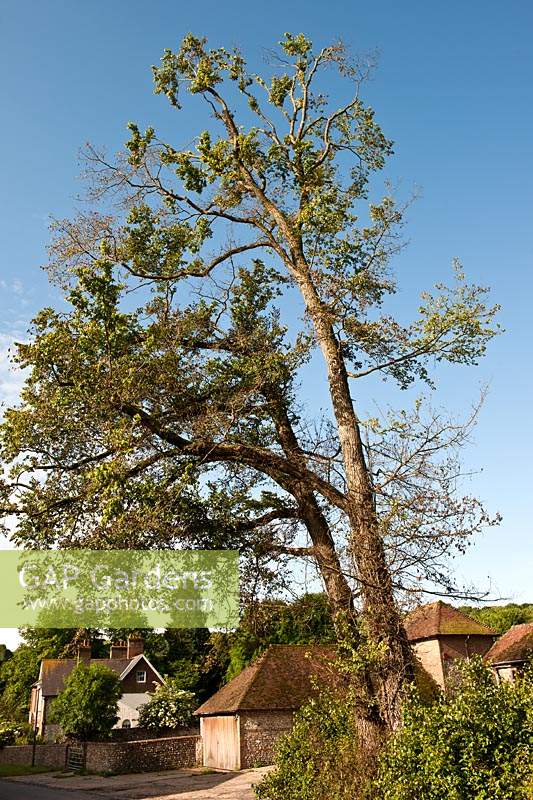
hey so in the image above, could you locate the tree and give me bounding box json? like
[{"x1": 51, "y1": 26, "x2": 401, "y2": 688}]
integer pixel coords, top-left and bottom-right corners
[
  {"x1": 0, "y1": 645, "x2": 41, "y2": 720},
  {"x1": 0, "y1": 629, "x2": 105, "y2": 719},
  {"x1": 0, "y1": 32, "x2": 500, "y2": 738},
  {"x1": 138, "y1": 678, "x2": 195, "y2": 731},
  {"x1": 257, "y1": 660, "x2": 533, "y2": 800},
  {"x1": 225, "y1": 593, "x2": 335, "y2": 679},
  {"x1": 255, "y1": 688, "x2": 362, "y2": 800},
  {"x1": 460, "y1": 604, "x2": 533, "y2": 634},
  {"x1": 52, "y1": 663, "x2": 121, "y2": 740}
]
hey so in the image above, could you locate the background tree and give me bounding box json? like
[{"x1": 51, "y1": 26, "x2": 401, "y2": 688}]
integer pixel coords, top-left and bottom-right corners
[
  {"x1": 460, "y1": 604, "x2": 533, "y2": 634},
  {"x1": 0, "y1": 646, "x2": 41, "y2": 721},
  {"x1": 0, "y1": 32, "x2": 500, "y2": 737},
  {"x1": 52, "y1": 663, "x2": 121, "y2": 740},
  {"x1": 0, "y1": 628, "x2": 80, "y2": 720},
  {"x1": 225, "y1": 593, "x2": 335, "y2": 679}
]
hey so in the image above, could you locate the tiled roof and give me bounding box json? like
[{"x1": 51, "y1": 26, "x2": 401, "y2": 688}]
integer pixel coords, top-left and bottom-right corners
[
  {"x1": 39, "y1": 658, "x2": 131, "y2": 696},
  {"x1": 405, "y1": 601, "x2": 496, "y2": 641},
  {"x1": 195, "y1": 645, "x2": 335, "y2": 715},
  {"x1": 485, "y1": 623, "x2": 533, "y2": 666}
]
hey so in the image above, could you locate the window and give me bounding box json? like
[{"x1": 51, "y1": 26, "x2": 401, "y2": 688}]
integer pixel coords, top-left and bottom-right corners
[
  {"x1": 136, "y1": 669, "x2": 146, "y2": 683},
  {"x1": 122, "y1": 719, "x2": 131, "y2": 729}
]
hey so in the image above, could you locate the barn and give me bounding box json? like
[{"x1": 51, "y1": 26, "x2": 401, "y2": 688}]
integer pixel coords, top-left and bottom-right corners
[{"x1": 195, "y1": 644, "x2": 334, "y2": 770}]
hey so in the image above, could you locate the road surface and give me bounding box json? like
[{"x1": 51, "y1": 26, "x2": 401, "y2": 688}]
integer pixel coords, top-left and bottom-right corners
[{"x1": 0, "y1": 782, "x2": 106, "y2": 800}]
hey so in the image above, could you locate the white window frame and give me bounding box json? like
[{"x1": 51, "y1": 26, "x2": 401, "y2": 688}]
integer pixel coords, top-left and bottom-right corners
[{"x1": 136, "y1": 669, "x2": 147, "y2": 683}]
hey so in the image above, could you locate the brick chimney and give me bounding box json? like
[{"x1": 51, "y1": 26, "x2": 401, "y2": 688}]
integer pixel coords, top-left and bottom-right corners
[
  {"x1": 127, "y1": 635, "x2": 144, "y2": 659},
  {"x1": 77, "y1": 639, "x2": 91, "y2": 663},
  {"x1": 109, "y1": 641, "x2": 128, "y2": 659}
]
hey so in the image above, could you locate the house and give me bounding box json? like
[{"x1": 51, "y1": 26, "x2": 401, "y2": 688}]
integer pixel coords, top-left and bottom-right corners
[
  {"x1": 404, "y1": 601, "x2": 497, "y2": 688},
  {"x1": 485, "y1": 622, "x2": 533, "y2": 682},
  {"x1": 194, "y1": 644, "x2": 334, "y2": 770},
  {"x1": 29, "y1": 636, "x2": 165, "y2": 741}
]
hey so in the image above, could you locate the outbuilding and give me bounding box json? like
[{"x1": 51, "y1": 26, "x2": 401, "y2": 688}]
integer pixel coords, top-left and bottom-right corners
[
  {"x1": 194, "y1": 644, "x2": 333, "y2": 770},
  {"x1": 485, "y1": 622, "x2": 533, "y2": 682},
  {"x1": 405, "y1": 601, "x2": 497, "y2": 688}
]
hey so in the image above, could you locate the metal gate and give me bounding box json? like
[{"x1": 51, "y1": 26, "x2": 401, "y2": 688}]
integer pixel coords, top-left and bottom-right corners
[{"x1": 66, "y1": 742, "x2": 86, "y2": 771}]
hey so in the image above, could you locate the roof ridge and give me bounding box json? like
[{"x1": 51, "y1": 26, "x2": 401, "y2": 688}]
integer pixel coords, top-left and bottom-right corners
[{"x1": 486, "y1": 622, "x2": 533, "y2": 665}]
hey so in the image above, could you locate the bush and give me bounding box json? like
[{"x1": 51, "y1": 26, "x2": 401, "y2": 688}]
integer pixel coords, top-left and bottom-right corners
[
  {"x1": 0, "y1": 720, "x2": 31, "y2": 748},
  {"x1": 52, "y1": 663, "x2": 122, "y2": 741},
  {"x1": 137, "y1": 678, "x2": 195, "y2": 730},
  {"x1": 375, "y1": 659, "x2": 533, "y2": 800},
  {"x1": 0, "y1": 720, "x2": 24, "y2": 749},
  {"x1": 256, "y1": 659, "x2": 533, "y2": 800},
  {"x1": 255, "y1": 690, "x2": 371, "y2": 800}
]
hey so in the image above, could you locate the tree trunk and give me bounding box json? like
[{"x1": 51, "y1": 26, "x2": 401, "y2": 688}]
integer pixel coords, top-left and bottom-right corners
[
  {"x1": 230, "y1": 140, "x2": 414, "y2": 732},
  {"x1": 268, "y1": 391, "x2": 354, "y2": 627},
  {"x1": 291, "y1": 255, "x2": 414, "y2": 732}
]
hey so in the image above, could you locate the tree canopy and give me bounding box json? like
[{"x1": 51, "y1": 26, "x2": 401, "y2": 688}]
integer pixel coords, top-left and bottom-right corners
[
  {"x1": 52, "y1": 662, "x2": 122, "y2": 740},
  {"x1": 0, "y1": 32, "x2": 500, "y2": 734},
  {"x1": 460, "y1": 604, "x2": 533, "y2": 634}
]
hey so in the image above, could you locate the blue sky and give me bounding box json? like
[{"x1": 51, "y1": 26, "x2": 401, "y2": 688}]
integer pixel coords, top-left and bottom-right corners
[{"x1": 0, "y1": 1, "x2": 532, "y2": 645}]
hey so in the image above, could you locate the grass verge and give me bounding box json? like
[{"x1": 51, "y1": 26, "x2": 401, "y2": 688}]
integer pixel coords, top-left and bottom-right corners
[{"x1": 0, "y1": 764, "x2": 56, "y2": 777}]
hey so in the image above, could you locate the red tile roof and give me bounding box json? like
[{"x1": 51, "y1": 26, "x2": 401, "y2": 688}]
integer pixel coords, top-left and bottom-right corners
[
  {"x1": 405, "y1": 601, "x2": 496, "y2": 641},
  {"x1": 485, "y1": 623, "x2": 533, "y2": 666},
  {"x1": 195, "y1": 645, "x2": 336, "y2": 715}
]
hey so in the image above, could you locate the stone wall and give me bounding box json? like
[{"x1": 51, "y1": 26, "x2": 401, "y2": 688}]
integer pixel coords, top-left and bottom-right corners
[
  {"x1": 0, "y1": 743, "x2": 67, "y2": 768},
  {"x1": 239, "y1": 710, "x2": 294, "y2": 769},
  {"x1": 84, "y1": 735, "x2": 202, "y2": 773},
  {"x1": 0, "y1": 735, "x2": 201, "y2": 774},
  {"x1": 110, "y1": 725, "x2": 199, "y2": 742}
]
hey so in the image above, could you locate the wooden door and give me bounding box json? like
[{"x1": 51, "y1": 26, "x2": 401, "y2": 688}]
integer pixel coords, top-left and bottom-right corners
[{"x1": 201, "y1": 715, "x2": 241, "y2": 770}]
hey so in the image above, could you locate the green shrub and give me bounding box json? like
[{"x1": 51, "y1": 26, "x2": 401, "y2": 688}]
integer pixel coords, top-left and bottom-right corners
[
  {"x1": 137, "y1": 678, "x2": 195, "y2": 730},
  {"x1": 376, "y1": 659, "x2": 533, "y2": 800},
  {"x1": 256, "y1": 659, "x2": 533, "y2": 800},
  {"x1": 255, "y1": 690, "x2": 372, "y2": 800},
  {"x1": 52, "y1": 663, "x2": 122, "y2": 741},
  {"x1": 0, "y1": 720, "x2": 30, "y2": 748}
]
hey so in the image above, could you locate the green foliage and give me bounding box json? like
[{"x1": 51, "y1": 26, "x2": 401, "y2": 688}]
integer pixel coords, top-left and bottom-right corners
[
  {"x1": 0, "y1": 629, "x2": 100, "y2": 720},
  {"x1": 226, "y1": 594, "x2": 335, "y2": 680},
  {"x1": 255, "y1": 689, "x2": 369, "y2": 800},
  {"x1": 52, "y1": 663, "x2": 122, "y2": 741},
  {"x1": 460, "y1": 604, "x2": 533, "y2": 634},
  {"x1": 375, "y1": 659, "x2": 533, "y2": 800},
  {"x1": 0, "y1": 720, "x2": 31, "y2": 748},
  {"x1": 0, "y1": 32, "x2": 502, "y2": 726},
  {"x1": 0, "y1": 646, "x2": 41, "y2": 720},
  {"x1": 137, "y1": 678, "x2": 195, "y2": 730},
  {"x1": 0, "y1": 32, "x2": 500, "y2": 590},
  {"x1": 258, "y1": 659, "x2": 533, "y2": 800}
]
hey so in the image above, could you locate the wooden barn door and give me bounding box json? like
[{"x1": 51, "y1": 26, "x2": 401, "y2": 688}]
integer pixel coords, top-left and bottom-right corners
[{"x1": 201, "y1": 715, "x2": 241, "y2": 770}]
